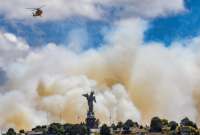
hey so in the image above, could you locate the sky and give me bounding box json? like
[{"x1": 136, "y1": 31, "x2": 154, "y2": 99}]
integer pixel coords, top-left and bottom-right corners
[
  {"x1": 1, "y1": 0, "x2": 200, "y2": 131},
  {"x1": 0, "y1": 0, "x2": 198, "y2": 47},
  {"x1": 145, "y1": 0, "x2": 200, "y2": 45}
]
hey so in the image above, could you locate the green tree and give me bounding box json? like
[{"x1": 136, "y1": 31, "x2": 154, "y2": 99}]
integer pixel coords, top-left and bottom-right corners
[
  {"x1": 122, "y1": 124, "x2": 131, "y2": 134},
  {"x1": 19, "y1": 129, "x2": 25, "y2": 134},
  {"x1": 150, "y1": 117, "x2": 162, "y2": 132},
  {"x1": 111, "y1": 123, "x2": 117, "y2": 131},
  {"x1": 47, "y1": 123, "x2": 65, "y2": 135},
  {"x1": 124, "y1": 119, "x2": 134, "y2": 127},
  {"x1": 161, "y1": 119, "x2": 168, "y2": 127},
  {"x1": 169, "y1": 121, "x2": 178, "y2": 131},
  {"x1": 69, "y1": 124, "x2": 87, "y2": 135},
  {"x1": 116, "y1": 121, "x2": 123, "y2": 132},
  {"x1": 6, "y1": 128, "x2": 16, "y2": 135},
  {"x1": 100, "y1": 124, "x2": 111, "y2": 135},
  {"x1": 180, "y1": 117, "x2": 197, "y2": 129}
]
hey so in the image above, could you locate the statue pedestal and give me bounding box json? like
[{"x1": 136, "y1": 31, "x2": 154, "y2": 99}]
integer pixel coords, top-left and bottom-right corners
[{"x1": 86, "y1": 112, "x2": 96, "y2": 129}]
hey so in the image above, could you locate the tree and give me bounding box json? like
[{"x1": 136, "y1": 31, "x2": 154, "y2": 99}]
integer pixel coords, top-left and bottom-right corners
[
  {"x1": 180, "y1": 117, "x2": 197, "y2": 129},
  {"x1": 161, "y1": 119, "x2": 168, "y2": 127},
  {"x1": 100, "y1": 124, "x2": 111, "y2": 135},
  {"x1": 150, "y1": 117, "x2": 162, "y2": 132},
  {"x1": 69, "y1": 124, "x2": 87, "y2": 135},
  {"x1": 178, "y1": 126, "x2": 199, "y2": 135},
  {"x1": 19, "y1": 129, "x2": 25, "y2": 134},
  {"x1": 32, "y1": 125, "x2": 44, "y2": 132},
  {"x1": 111, "y1": 123, "x2": 117, "y2": 131},
  {"x1": 122, "y1": 124, "x2": 131, "y2": 134},
  {"x1": 169, "y1": 121, "x2": 178, "y2": 131},
  {"x1": 6, "y1": 128, "x2": 16, "y2": 135},
  {"x1": 47, "y1": 123, "x2": 65, "y2": 135},
  {"x1": 63, "y1": 123, "x2": 73, "y2": 134},
  {"x1": 116, "y1": 121, "x2": 123, "y2": 132},
  {"x1": 124, "y1": 119, "x2": 134, "y2": 128},
  {"x1": 123, "y1": 119, "x2": 136, "y2": 134}
]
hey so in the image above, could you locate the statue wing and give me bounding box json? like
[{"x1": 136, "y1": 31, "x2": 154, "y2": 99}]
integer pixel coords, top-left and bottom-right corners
[{"x1": 82, "y1": 94, "x2": 88, "y2": 98}]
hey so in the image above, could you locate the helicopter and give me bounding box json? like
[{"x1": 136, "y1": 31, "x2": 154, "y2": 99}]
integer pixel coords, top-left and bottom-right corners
[{"x1": 27, "y1": 6, "x2": 45, "y2": 17}]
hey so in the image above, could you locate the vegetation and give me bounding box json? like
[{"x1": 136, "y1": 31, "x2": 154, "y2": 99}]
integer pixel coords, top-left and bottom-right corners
[
  {"x1": 100, "y1": 124, "x2": 111, "y2": 135},
  {"x1": 150, "y1": 117, "x2": 163, "y2": 132},
  {"x1": 5, "y1": 128, "x2": 16, "y2": 135},
  {"x1": 168, "y1": 121, "x2": 178, "y2": 131},
  {"x1": 2, "y1": 117, "x2": 200, "y2": 135}
]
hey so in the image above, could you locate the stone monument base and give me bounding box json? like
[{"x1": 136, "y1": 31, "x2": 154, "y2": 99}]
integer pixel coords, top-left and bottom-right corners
[{"x1": 86, "y1": 115, "x2": 97, "y2": 129}]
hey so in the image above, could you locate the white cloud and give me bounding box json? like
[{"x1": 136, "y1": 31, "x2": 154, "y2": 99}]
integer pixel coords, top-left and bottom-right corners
[
  {"x1": 98, "y1": 0, "x2": 185, "y2": 18},
  {"x1": 0, "y1": 32, "x2": 29, "y2": 67},
  {"x1": 0, "y1": 0, "x2": 185, "y2": 21}
]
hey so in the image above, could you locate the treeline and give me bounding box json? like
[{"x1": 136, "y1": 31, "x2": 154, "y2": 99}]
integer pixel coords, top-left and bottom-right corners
[
  {"x1": 148, "y1": 117, "x2": 199, "y2": 135},
  {"x1": 100, "y1": 117, "x2": 199, "y2": 135},
  {"x1": 3, "y1": 117, "x2": 200, "y2": 135},
  {"x1": 3, "y1": 123, "x2": 88, "y2": 135}
]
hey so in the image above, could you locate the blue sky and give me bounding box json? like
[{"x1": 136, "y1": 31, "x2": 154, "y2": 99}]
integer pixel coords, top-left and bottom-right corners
[
  {"x1": 145, "y1": 0, "x2": 200, "y2": 45},
  {"x1": 0, "y1": 0, "x2": 199, "y2": 47}
]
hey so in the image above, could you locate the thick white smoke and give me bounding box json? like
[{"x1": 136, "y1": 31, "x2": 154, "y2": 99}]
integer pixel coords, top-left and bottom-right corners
[
  {"x1": 0, "y1": 19, "x2": 144, "y2": 130},
  {"x1": 1, "y1": 17, "x2": 200, "y2": 131}
]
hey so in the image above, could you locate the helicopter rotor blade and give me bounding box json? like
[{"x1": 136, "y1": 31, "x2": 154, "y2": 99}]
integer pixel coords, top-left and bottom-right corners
[
  {"x1": 26, "y1": 5, "x2": 45, "y2": 10},
  {"x1": 38, "y1": 5, "x2": 46, "y2": 9},
  {"x1": 26, "y1": 8, "x2": 37, "y2": 10}
]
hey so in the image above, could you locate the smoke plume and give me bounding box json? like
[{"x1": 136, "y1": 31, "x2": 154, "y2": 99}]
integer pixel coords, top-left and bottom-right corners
[{"x1": 1, "y1": 18, "x2": 200, "y2": 131}]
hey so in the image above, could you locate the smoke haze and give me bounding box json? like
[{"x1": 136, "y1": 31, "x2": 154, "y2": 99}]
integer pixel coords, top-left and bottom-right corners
[{"x1": 0, "y1": 17, "x2": 200, "y2": 130}]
